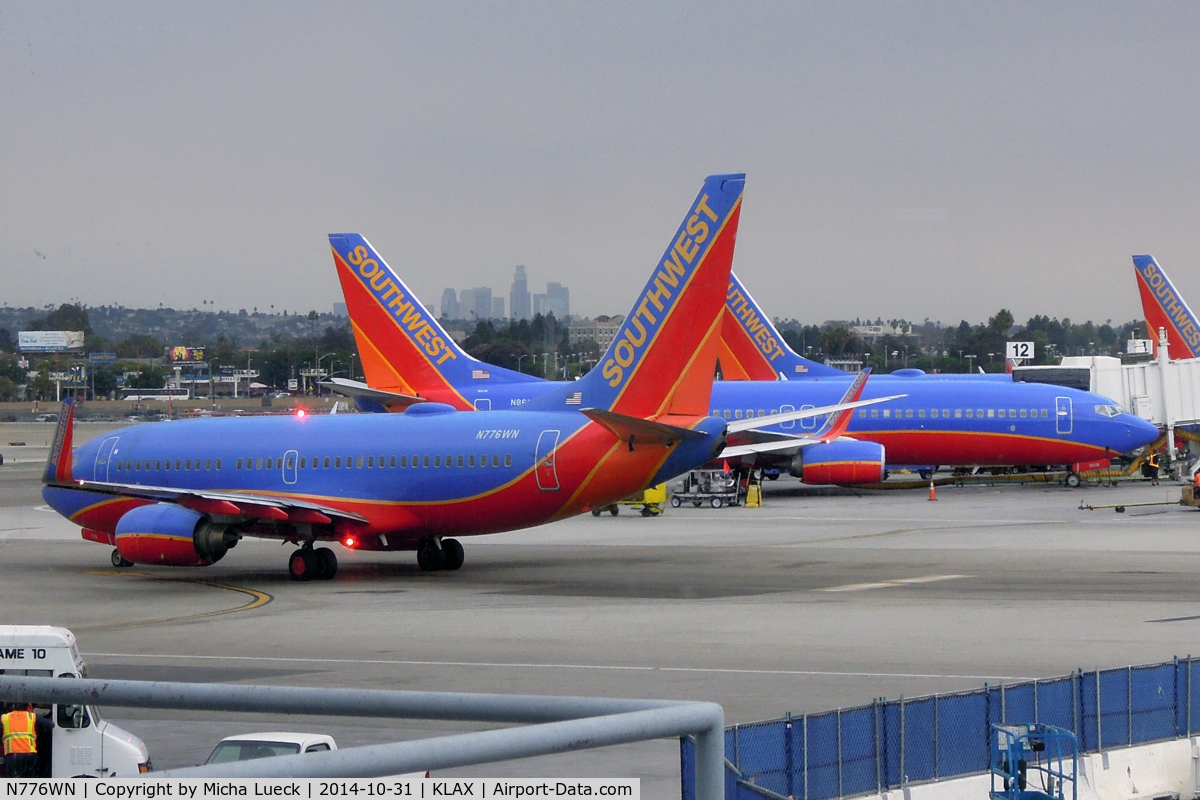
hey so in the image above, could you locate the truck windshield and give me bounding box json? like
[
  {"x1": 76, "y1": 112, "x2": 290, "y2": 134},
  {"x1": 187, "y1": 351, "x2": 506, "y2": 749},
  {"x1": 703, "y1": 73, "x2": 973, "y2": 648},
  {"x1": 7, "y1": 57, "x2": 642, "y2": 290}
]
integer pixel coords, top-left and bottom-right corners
[{"x1": 206, "y1": 741, "x2": 302, "y2": 764}]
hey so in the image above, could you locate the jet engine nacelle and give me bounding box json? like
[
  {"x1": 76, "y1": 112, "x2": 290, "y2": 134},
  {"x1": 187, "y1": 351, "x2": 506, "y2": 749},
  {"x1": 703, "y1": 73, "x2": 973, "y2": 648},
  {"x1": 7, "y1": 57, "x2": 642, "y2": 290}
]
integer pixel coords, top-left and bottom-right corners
[
  {"x1": 790, "y1": 440, "x2": 886, "y2": 485},
  {"x1": 114, "y1": 503, "x2": 238, "y2": 567}
]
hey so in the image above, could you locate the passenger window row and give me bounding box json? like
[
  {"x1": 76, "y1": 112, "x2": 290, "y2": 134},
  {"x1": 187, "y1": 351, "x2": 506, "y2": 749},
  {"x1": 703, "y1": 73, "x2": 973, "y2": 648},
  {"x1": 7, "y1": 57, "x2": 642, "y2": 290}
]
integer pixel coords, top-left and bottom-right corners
[
  {"x1": 115, "y1": 458, "x2": 219, "y2": 473},
  {"x1": 231, "y1": 454, "x2": 516, "y2": 470},
  {"x1": 856, "y1": 408, "x2": 1051, "y2": 420}
]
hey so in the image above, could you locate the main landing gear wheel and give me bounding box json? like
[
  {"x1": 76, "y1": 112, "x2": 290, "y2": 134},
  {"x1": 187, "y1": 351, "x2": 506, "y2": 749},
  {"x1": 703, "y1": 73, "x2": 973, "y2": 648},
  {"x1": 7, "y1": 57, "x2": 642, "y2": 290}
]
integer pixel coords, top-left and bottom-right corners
[
  {"x1": 442, "y1": 538, "x2": 464, "y2": 571},
  {"x1": 314, "y1": 547, "x2": 338, "y2": 580},
  {"x1": 1065, "y1": 472, "x2": 1082, "y2": 488},
  {"x1": 110, "y1": 548, "x2": 133, "y2": 568},
  {"x1": 289, "y1": 548, "x2": 318, "y2": 581},
  {"x1": 591, "y1": 509, "x2": 602, "y2": 517},
  {"x1": 417, "y1": 539, "x2": 446, "y2": 572}
]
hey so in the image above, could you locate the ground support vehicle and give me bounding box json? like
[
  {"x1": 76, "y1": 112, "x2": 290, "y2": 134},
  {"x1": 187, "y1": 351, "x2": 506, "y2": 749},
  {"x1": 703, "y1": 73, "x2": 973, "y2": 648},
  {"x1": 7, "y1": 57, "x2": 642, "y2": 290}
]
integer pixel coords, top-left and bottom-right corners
[
  {"x1": 0, "y1": 626, "x2": 150, "y2": 777},
  {"x1": 205, "y1": 732, "x2": 337, "y2": 763},
  {"x1": 590, "y1": 483, "x2": 668, "y2": 517},
  {"x1": 671, "y1": 470, "x2": 741, "y2": 508}
]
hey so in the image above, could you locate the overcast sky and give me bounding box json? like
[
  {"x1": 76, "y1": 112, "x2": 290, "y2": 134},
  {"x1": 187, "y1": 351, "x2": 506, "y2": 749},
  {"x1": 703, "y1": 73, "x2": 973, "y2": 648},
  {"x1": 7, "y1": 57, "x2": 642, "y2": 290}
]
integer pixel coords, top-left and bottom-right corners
[{"x1": 2, "y1": 2, "x2": 1198, "y2": 327}]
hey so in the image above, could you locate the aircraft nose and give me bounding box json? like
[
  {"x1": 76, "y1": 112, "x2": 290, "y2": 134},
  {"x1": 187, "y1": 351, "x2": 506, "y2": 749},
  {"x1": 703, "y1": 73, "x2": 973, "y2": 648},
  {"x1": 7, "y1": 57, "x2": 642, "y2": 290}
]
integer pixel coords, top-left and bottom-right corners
[{"x1": 1127, "y1": 416, "x2": 1162, "y2": 450}]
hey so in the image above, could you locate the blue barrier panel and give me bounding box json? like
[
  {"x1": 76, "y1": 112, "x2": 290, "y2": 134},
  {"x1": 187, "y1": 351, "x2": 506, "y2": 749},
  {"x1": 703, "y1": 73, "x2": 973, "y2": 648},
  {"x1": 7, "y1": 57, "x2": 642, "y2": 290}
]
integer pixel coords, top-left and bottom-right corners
[
  {"x1": 806, "y1": 710, "x2": 841, "y2": 800},
  {"x1": 681, "y1": 737, "x2": 696, "y2": 800},
  {"x1": 902, "y1": 697, "x2": 936, "y2": 783},
  {"x1": 881, "y1": 700, "x2": 901, "y2": 789},
  {"x1": 733, "y1": 720, "x2": 789, "y2": 797},
  {"x1": 1131, "y1": 663, "x2": 1176, "y2": 744},
  {"x1": 1191, "y1": 659, "x2": 1200, "y2": 735},
  {"x1": 839, "y1": 705, "x2": 877, "y2": 797},
  {"x1": 1099, "y1": 667, "x2": 1131, "y2": 748},
  {"x1": 1002, "y1": 682, "x2": 1035, "y2": 725},
  {"x1": 1036, "y1": 678, "x2": 1075, "y2": 733},
  {"x1": 1078, "y1": 671, "x2": 1098, "y2": 751},
  {"x1": 936, "y1": 690, "x2": 988, "y2": 777}
]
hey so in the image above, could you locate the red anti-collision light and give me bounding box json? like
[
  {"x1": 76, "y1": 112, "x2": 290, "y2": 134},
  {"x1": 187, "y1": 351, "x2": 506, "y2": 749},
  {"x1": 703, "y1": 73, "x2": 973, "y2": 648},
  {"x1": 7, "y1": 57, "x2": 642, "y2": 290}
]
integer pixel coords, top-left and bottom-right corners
[
  {"x1": 295, "y1": 408, "x2": 307, "y2": 418},
  {"x1": 343, "y1": 536, "x2": 356, "y2": 549}
]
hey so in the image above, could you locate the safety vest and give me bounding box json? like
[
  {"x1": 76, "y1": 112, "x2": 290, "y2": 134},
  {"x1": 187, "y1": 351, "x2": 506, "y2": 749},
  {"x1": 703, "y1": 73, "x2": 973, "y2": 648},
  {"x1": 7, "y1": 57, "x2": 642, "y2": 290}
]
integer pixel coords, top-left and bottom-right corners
[
  {"x1": 1148, "y1": 454, "x2": 1160, "y2": 468},
  {"x1": 1, "y1": 710, "x2": 36, "y2": 755}
]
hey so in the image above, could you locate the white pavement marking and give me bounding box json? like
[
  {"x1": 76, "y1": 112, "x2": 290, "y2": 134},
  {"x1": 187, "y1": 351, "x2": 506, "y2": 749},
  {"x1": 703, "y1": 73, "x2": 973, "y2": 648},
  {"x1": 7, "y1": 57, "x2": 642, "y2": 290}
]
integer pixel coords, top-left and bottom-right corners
[
  {"x1": 819, "y1": 574, "x2": 973, "y2": 592},
  {"x1": 83, "y1": 651, "x2": 1031, "y2": 682}
]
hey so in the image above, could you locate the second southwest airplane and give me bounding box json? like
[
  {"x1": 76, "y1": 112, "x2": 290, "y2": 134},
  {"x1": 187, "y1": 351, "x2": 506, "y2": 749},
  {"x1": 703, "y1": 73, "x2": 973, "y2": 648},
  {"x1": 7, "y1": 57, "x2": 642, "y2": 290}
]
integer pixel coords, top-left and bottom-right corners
[
  {"x1": 41, "y1": 174, "x2": 888, "y2": 580},
  {"x1": 327, "y1": 237, "x2": 1159, "y2": 486}
]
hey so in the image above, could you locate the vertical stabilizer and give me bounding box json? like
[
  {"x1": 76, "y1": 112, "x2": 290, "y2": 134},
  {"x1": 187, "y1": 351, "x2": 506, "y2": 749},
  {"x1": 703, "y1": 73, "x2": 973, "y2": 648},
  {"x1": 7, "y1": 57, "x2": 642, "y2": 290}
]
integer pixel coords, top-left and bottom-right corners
[
  {"x1": 328, "y1": 233, "x2": 542, "y2": 410},
  {"x1": 531, "y1": 174, "x2": 745, "y2": 418},
  {"x1": 1132, "y1": 255, "x2": 1200, "y2": 360},
  {"x1": 721, "y1": 272, "x2": 846, "y2": 379},
  {"x1": 42, "y1": 398, "x2": 75, "y2": 484}
]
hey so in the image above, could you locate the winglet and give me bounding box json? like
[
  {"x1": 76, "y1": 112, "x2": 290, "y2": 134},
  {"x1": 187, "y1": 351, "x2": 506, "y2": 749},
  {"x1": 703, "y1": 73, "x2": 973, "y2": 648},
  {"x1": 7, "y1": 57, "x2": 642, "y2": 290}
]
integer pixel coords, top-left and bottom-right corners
[
  {"x1": 813, "y1": 368, "x2": 871, "y2": 442},
  {"x1": 720, "y1": 271, "x2": 846, "y2": 380},
  {"x1": 1132, "y1": 255, "x2": 1200, "y2": 360},
  {"x1": 43, "y1": 398, "x2": 75, "y2": 484}
]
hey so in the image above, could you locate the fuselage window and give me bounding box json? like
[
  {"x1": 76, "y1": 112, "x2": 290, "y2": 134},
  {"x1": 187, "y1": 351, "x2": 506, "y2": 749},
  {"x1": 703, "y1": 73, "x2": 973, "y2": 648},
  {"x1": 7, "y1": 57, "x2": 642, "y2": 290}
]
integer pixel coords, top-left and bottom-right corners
[
  {"x1": 504, "y1": 455, "x2": 512, "y2": 467},
  {"x1": 919, "y1": 409, "x2": 927, "y2": 419},
  {"x1": 184, "y1": 459, "x2": 191, "y2": 470},
  {"x1": 734, "y1": 409, "x2": 743, "y2": 419},
  {"x1": 955, "y1": 409, "x2": 963, "y2": 419},
  {"x1": 987, "y1": 409, "x2": 995, "y2": 418},
  {"x1": 712, "y1": 410, "x2": 721, "y2": 417},
  {"x1": 115, "y1": 462, "x2": 122, "y2": 472},
  {"x1": 871, "y1": 409, "x2": 879, "y2": 419},
  {"x1": 492, "y1": 455, "x2": 500, "y2": 467},
  {"x1": 205, "y1": 459, "x2": 212, "y2": 470},
  {"x1": 905, "y1": 409, "x2": 913, "y2": 419},
  {"x1": 134, "y1": 461, "x2": 141, "y2": 472},
  {"x1": 858, "y1": 410, "x2": 866, "y2": 418},
  {"x1": 335, "y1": 457, "x2": 342, "y2": 468},
  {"x1": 422, "y1": 455, "x2": 430, "y2": 468},
  {"x1": 759, "y1": 409, "x2": 765, "y2": 417},
  {"x1": 285, "y1": 457, "x2": 294, "y2": 469},
  {"x1": 480, "y1": 454, "x2": 488, "y2": 466},
  {"x1": 368, "y1": 456, "x2": 374, "y2": 468},
  {"x1": 146, "y1": 460, "x2": 153, "y2": 470},
  {"x1": 1008, "y1": 409, "x2": 1016, "y2": 418},
  {"x1": 435, "y1": 456, "x2": 442, "y2": 467},
  {"x1": 155, "y1": 460, "x2": 161, "y2": 470},
  {"x1": 997, "y1": 409, "x2": 1005, "y2": 419},
  {"x1": 323, "y1": 457, "x2": 330, "y2": 468},
  {"x1": 1040, "y1": 408, "x2": 1048, "y2": 418},
  {"x1": 882, "y1": 409, "x2": 890, "y2": 418},
  {"x1": 300, "y1": 457, "x2": 306, "y2": 468},
  {"x1": 942, "y1": 409, "x2": 949, "y2": 418},
  {"x1": 457, "y1": 455, "x2": 464, "y2": 467},
  {"x1": 126, "y1": 460, "x2": 132, "y2": 470},
  {"x1": 1019, "y1": 409, "x2": 1028, "y2": 418},
  {"x1": 356, "y1": 456, "x2": 364, "y2": 468},
  {"x1": 469, "y1": 455, "x2": 476, "y2": 467},
  {"x1": 390, "y1": 456, "x2": 396, "y2": 467},
  {"x1": 215, "y1": 459, "x2": 221, "y2": 470},
  {"x1": 723, "y1": 409, "x2": 731, "y2": 419},
  {"x1": 165, "y1": 460, "x2": 172, "y2": 471},
  {"x1": 966, "y1": 409, "x2": 974, "y2": 418}
]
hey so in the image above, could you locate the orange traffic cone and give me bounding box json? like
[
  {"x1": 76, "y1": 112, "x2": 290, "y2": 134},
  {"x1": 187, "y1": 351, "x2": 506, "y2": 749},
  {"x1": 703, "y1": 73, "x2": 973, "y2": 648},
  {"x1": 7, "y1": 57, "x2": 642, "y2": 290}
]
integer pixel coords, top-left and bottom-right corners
[{"x1": 928, "y1": 479, "x2": 937, "y2": 501}]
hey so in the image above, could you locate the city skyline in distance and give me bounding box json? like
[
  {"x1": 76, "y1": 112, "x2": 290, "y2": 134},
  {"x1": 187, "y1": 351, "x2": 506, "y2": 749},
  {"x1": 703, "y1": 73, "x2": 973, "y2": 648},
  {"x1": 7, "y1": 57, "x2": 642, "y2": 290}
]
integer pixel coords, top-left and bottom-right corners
[{"x1": 439, "y1": 265, "x2": 569, "y2": 321}]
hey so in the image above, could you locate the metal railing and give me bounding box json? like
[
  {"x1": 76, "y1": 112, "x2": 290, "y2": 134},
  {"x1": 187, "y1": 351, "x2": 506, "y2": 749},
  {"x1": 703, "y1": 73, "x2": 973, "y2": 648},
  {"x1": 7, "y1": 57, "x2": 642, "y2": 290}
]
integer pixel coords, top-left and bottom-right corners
[
  {"x1": 0, "y1": 675, "x2": 723, "y2": 799},
  {"x1": 681, "y1": 655, "x2": 1199, "y2": 800}
]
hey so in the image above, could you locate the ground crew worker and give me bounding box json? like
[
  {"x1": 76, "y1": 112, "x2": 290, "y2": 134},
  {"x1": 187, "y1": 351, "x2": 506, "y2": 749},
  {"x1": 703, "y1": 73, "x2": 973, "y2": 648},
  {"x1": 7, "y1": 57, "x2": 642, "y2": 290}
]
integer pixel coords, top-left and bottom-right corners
[
  {"x1": 1147, "y1": 452, "x2": 1161, "y2": 486},
  {"x1": 2, "y1": 702, "x2": 39, "y2": 778}
]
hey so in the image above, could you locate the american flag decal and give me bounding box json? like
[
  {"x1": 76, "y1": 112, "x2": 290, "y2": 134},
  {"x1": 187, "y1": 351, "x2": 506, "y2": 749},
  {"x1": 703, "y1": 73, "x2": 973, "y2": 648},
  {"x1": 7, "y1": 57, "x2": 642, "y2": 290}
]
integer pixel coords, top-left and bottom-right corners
[
  {"x1": 795, "y1": 365, "x2": 808, "y2": 373},
  {"x1": 472, "y1": 369, "x2": 490, "y2": 379},
  {"x1": 565, "y1": 391, "x2": 582, "y2": 405}
]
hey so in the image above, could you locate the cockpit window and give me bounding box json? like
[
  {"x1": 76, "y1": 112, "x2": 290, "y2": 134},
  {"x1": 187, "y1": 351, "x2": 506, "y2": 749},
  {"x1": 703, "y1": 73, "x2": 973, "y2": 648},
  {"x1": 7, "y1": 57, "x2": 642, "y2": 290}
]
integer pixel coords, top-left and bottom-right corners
[{"x1": 1094, "y1": 404, "x2": 1125, "y2": 417}]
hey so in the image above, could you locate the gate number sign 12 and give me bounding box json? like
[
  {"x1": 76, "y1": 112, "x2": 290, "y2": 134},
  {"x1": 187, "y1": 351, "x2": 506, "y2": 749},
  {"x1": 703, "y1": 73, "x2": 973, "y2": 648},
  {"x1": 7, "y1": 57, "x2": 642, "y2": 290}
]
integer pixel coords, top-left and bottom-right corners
[{"x1": 1006, "y1": 341, "x2": 1034, "y2": 360}]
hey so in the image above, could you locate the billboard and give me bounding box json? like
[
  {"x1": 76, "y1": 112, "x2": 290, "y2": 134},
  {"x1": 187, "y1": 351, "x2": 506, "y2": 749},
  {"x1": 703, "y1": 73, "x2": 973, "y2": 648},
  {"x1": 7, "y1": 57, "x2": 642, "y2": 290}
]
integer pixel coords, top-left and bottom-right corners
[
  {"x1": 166, "y1": 346, "x2": 206, "y2": 363},
  {"x1": 19, "y1": 331, "x2": 84, "y2": 352}
]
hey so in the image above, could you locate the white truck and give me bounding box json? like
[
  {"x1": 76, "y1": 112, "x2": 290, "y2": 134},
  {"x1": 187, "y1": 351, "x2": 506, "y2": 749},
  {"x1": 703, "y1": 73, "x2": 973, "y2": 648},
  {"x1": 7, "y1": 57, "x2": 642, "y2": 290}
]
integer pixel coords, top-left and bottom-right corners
[{"x1": 0, "y1": 625, "x2": 151, "y2": 777}]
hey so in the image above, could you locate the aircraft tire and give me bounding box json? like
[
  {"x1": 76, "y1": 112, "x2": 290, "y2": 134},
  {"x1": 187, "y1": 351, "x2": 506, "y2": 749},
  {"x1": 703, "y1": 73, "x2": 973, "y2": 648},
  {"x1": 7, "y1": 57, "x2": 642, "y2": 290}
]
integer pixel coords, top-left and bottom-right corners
[
  {"x1": 417, "y1": 540, "x2": 445, "y2": 571},
  {"x1": 315, "y1": 547, "x2": 338, "y2": 580},
  {"x1": 919, "y1": 469, "x2": 933, "y2": 481},
  {"x1": 609, "y1": 506, "x2": 618, "y2": 516},
  {"x1": 111, "y1": 548, "x2": 133, "y2": 569},
  {"x1": 289, "y1": 548, "x2": 317, "y2": 581},
  {"x1": 591, "y1": 509, "x2": 602, "y2": 517},
  {"x1": 442, "y1": 538, "x2": 465, "y2": 571}
]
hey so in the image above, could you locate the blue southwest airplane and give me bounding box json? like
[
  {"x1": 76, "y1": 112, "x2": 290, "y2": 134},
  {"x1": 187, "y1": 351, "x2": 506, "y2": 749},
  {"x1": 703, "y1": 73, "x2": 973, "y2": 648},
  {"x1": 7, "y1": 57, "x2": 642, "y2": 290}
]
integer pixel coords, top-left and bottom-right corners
[
  {"x1": 1132, "y1": 255, "x2": 1200, "y2": 361},
  {"x1": 42, "y1": 174, "x2": 886, "y2": 579},
  {"x1": 41, "y1": 174, "x2": 759, "y2": 579},
  {"x1": 328, "y1": 233, "x2": 1159, "y2": 485}
]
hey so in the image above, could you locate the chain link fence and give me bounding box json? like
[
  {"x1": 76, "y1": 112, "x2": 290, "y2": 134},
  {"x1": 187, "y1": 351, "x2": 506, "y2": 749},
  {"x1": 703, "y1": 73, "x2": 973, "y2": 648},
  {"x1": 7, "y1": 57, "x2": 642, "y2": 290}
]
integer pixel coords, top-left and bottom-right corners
[{"x1": 682, "y1": 656, "x2": 1199, "y2": 800}]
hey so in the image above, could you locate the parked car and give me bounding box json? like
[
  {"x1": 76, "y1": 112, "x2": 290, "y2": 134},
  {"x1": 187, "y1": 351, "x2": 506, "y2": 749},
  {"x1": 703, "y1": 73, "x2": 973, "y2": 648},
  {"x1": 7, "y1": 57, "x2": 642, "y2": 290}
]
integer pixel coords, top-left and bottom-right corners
[{"x1": 205, "y1": 732, "x2": 336, "y2": 764}]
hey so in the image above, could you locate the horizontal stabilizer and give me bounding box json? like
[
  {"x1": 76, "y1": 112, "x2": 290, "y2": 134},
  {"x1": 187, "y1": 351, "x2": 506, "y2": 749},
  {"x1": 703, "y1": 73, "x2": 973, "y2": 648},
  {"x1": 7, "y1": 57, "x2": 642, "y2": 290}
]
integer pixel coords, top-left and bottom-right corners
[
  {"x1": 581, "y1": 408, "x2": 706, "y2": 448},
  {"x1": 322, "y1": 378, "x2": 426, "y2": 411},
  {"x1": 726, "y1": 393, "x2": 904, "y2": 433}
]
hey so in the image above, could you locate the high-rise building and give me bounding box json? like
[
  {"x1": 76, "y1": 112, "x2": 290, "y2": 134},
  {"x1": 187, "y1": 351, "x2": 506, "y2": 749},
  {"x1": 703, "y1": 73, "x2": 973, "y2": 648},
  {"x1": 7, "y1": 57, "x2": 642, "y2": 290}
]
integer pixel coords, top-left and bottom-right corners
[
  {"x1": 509, "y1": 265, "x2": 531, "y2": 321},
  {"x1": 534, "y1": 282, "x2": 570, "y2": 319},
  {"x1": 459, "y1": 287, "x2": 494, "y2": 320},
  {"x1": 440, "y1": 288, "x2": 460, "y2": 320},
  {"x1": 492, "y1": 297, "x2": 505, "y2": 319}
]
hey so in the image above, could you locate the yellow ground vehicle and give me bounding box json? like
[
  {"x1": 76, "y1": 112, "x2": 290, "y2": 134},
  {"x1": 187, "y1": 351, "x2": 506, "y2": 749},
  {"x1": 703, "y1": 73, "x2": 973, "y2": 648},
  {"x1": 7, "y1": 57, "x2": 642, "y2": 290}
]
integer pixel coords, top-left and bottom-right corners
[{"x1": 591, "y1": 483, "x2": 667, "y2": 517}]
